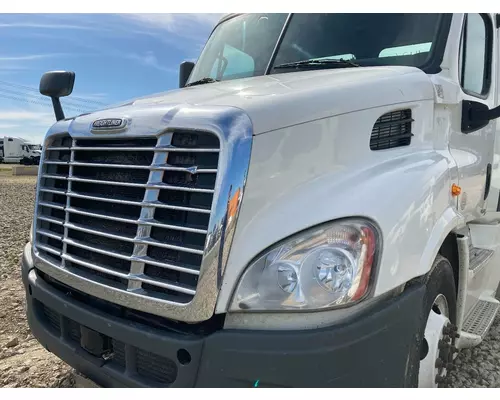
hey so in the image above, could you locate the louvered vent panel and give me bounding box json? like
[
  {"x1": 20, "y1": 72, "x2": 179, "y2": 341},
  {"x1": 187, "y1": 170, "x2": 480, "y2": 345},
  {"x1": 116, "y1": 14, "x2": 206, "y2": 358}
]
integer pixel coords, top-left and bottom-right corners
[{"x1": 370, "y1": 109, "x2": 414, "y2": 151}]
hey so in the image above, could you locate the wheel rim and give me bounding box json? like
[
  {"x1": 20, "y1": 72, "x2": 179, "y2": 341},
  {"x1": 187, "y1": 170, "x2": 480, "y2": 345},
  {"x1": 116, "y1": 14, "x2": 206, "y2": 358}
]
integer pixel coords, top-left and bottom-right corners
[{"x1": 418, "y1": 294, "x2": 450, "y2": 388}]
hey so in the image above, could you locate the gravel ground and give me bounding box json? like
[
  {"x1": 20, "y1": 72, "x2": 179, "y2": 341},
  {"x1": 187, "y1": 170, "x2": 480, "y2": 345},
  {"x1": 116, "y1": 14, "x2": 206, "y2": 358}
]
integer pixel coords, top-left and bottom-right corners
[
  {"x1": 0, "y1": 168, "x2": 75, "y2": 388},
  {"x1": 0, "y1": 167, "x2": 499, "y2": 388},
  {"x1": 448, "y1": 316, "x2": 500, "y2": 387}
]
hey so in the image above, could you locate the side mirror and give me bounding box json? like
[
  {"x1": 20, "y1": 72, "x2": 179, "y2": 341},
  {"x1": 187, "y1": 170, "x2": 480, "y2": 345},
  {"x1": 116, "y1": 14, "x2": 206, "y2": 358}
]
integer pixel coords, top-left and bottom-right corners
[
  {"x1": 179, "y1": 61, "x2": 195, "y2": 88},
  {"x1": 39, "y1": 71, "x2": 75, "y2": 121},
  {"x1": 462, "y1": 100, "x2": 500, "y2": 134}
]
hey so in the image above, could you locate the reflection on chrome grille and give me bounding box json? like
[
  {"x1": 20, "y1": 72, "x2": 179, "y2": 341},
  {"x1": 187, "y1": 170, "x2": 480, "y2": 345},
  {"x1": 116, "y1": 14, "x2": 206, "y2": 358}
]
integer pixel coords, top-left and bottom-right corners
[{"x1": 34, "y1": 132, "x2": 220, "y2": 304}]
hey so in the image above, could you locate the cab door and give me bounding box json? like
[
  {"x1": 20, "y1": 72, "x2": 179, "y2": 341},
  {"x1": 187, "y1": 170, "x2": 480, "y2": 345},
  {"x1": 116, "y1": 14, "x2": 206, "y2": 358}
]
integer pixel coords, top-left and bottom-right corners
[
  {"x1": 486, "y1": 14, "x2": 500, "y2": 214},
  {"x1": 449, "y1": 13, "x2": 497, "y2": 220}
]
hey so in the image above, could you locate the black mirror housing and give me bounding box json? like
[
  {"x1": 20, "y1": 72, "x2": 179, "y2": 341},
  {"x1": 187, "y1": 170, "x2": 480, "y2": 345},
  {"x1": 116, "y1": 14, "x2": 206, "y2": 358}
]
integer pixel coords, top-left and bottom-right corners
[
  {"x1": 179, "y1": 61, "x2": 195, "y2": 88},
  {"x1": 39, "y1": 71, "x2": 76, "y2": 121},
  {"x1": 40, "y1": 71, "x2": 75, "y2": 98},
  {"x1": 462, "y1": 100, "x2": 491, "y2": 134}
]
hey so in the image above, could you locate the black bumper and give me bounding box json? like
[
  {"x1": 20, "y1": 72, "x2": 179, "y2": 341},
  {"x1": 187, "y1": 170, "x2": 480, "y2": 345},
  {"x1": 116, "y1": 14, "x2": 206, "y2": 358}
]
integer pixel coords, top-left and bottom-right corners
[{"x1": 22, "y1": 245, "x2": 425, "y2": 388}]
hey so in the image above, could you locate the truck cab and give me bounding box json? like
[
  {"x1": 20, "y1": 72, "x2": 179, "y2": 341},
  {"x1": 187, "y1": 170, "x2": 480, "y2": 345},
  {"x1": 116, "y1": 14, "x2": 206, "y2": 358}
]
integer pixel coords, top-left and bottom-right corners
[
  {"x1": 22, "y1": 13, "x2": 500, "y2": 387},
  {"x1": 1, "y1": 136, "x2": 42, "y2": 165}
]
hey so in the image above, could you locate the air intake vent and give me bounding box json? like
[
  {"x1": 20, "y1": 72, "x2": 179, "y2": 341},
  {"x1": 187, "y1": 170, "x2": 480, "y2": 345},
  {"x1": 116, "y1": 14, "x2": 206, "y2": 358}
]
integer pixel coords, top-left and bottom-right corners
[{"x1": 370, "y1": 109, "x2": 414, "y2": 151}]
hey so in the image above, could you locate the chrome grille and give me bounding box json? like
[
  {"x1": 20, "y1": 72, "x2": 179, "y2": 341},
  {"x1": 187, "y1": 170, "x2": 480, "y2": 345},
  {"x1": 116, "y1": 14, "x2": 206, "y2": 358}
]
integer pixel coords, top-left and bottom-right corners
[{"x1": 34, "y1": 131, "x2": 220, "y2": 304}]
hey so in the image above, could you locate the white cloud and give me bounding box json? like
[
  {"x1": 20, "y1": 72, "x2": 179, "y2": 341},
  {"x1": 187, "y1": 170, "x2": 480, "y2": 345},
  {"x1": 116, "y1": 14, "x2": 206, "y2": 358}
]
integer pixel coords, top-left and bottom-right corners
[
  {"x1": 0, "y1": 22, "x2": 100, "y2": 31},
  {"x1": 0, "y1": 123, "x2": 18, "y2": 129},
  {"x1": 116, "y1": 14, "x2": 224, "y2": 61},
  {"x1": 0, "y1": 110, "x2": 54, "y2": 121},
  {"x1": 125, "y1": 51, "x2": 177, "y2": 73},
  {"x1": 121, "y1": 13, "x2": 223, "y2": 33},
  {"x1": 0, "y1": 54, "x2": 65, "y2": 61},
  {"x1": 0, "y1": 109, "x2": 58, "y2": 144},
  {"x1": 0, "y1": 53, "x2": 81, "y2": 76}
]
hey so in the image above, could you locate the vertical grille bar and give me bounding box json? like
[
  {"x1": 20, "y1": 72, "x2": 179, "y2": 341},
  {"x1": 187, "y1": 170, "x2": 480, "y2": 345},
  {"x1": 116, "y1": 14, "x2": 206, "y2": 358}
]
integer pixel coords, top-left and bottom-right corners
[
  {"x1": 61, "y1": 139, "x2": 75, "y2": 268},
  {"x1": 128, "y1": 135, "x2": 171, "y2": 291}
]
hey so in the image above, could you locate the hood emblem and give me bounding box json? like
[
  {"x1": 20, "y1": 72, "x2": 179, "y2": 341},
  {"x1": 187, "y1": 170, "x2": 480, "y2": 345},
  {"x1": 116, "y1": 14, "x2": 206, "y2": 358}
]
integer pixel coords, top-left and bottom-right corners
[{"x1": 91, "y1": 118, "x2": 127, "y2": 132}]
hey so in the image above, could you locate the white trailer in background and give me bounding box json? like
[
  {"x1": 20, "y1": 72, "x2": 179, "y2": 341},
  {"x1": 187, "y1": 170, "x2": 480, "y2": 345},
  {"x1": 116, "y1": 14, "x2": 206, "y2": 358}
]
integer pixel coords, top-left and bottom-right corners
[{"x1": 0, "y1": 136, "x2": 42, "y2": 164}]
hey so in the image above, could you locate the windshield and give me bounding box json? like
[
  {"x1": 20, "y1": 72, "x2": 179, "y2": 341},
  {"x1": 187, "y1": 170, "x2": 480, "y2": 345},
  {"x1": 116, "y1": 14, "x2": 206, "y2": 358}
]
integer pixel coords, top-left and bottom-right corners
[
  {"x1": 188, "y1": 14, "x2": 288, "y2": 83},
  {"x1": 188, "y1": 13, "x2": 449, "y2": 84}
]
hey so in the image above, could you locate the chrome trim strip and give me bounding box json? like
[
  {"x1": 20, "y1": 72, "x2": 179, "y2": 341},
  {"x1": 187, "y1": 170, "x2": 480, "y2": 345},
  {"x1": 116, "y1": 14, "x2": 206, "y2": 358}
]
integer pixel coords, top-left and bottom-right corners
[
  {"x1": 33, "y1": 105, "x2": 253, "y2": 322},
  {"x1": 61, "y1": 253, "x2": 196, "y2": 296},
  {"x1": 66, "y1": 206, "x2": 208, "y2": 234},
  {"x1": 37, "y1": 228, "x2": 63, "y2": 241},
  {"x1": 38, "y1": 201, "x2": 65, "y2": 211},
  {"x1": 62, "y1": 237, "x2": 132, "y2": 260},
  {"x1": 37, "y1": 215, "x2": 64, "y2": 225},
  {"x1": 65, "y1": 191, "x2": 212, "y2": 214},
  {"x1": 59, "y1": 235, "x2": 201, "y2": 276},
  {"x1": 65, "y1": 176, "x2": 215, "y2": 193},
  {"x1": 64, "y1": 221, "x2": 204, "y2": 255},
  {"x1": 56, "y1": 161, "x2": 216, "y2": 174},
  {"x1": 66, "y1": 146, "x2": 219, "y2": 153},
  {"x1": 45, "y1": 147, "x2": 70, "y2": 151},
  {"x1": 36, "y1": 243, "x2": 61, "y2": 256},
  {"x1": 39, "y1": 188, "x2": 66, "y2": 196},
  {"x1": 61, "y1": 236, "x2": 199, "y2": 276}
]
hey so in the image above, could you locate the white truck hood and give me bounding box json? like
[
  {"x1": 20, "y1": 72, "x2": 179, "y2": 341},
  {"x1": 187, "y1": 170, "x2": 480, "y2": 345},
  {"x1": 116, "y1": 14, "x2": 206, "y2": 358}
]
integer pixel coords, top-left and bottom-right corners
[{"x1": 70, "y1": 66, "x2": 435, "y2": 135}]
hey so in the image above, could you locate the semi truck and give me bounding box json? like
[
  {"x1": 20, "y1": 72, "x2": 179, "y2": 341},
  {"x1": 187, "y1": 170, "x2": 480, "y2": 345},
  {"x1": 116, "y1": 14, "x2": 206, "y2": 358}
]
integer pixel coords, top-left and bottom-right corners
[
  {"x1": 0, "y1": 136, "x2": 42, "y2": 164},
  {"x1": 21, "y1": 13, "x2": 500, "y2": 387}
]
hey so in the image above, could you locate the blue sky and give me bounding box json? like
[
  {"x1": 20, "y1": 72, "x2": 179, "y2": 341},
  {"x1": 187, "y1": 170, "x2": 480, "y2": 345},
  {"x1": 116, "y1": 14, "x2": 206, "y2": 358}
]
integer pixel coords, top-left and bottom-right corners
[{"x1": 0, "y1": 13, "x2": 223, "y2": 143}]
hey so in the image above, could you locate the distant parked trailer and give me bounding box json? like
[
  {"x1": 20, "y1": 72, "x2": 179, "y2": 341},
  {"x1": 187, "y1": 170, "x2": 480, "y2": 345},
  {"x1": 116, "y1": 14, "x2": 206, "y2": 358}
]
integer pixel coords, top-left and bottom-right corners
[{"x1": 0, "y1": 136, "x2": 41, "y2": 165}]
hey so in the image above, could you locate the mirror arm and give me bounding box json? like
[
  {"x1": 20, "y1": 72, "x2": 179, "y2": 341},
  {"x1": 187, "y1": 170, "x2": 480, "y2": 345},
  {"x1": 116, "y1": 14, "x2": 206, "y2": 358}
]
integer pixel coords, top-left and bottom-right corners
[
  {"x1": 51, "y1": 97, "x2": 65, "y2": 121},
  {"x1": 488, "y1": 105, "x2": 500, "y2": 121}
]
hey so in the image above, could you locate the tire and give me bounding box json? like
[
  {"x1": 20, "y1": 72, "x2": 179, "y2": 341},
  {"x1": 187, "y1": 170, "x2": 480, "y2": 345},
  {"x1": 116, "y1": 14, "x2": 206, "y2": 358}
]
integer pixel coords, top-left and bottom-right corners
[{"x1": 406, "y1": 255, "x2": 457, "y2": 387}]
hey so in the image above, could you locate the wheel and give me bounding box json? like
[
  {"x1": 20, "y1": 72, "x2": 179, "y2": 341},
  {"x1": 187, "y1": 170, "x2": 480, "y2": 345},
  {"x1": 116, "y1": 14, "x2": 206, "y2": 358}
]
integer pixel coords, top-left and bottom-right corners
[{"x1": 414, "y1": 256, "x2": 458, "y2": 388}]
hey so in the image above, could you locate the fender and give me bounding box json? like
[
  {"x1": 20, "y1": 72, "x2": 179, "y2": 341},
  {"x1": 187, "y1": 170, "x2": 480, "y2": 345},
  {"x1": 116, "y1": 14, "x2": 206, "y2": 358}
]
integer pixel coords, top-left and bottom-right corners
[
  {"x1": 217, "y1": 105, "x2": 460, "y2": 312},
  {"x1": 419, "y1": 207, "x2": 464, "y2": 279}
]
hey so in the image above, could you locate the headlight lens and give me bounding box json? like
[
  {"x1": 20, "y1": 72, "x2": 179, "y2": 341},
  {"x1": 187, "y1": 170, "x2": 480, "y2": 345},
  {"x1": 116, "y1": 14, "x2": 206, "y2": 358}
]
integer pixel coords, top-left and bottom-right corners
[{"x1": 230, "y1": 219, "x2": 378, "y2": 311}]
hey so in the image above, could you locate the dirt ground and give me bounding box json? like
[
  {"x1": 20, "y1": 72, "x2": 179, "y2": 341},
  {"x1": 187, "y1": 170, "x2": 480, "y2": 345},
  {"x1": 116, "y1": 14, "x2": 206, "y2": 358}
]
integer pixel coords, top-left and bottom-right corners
[{"x1": 0, "y1": 167, "x2": 75, "y2": 388}]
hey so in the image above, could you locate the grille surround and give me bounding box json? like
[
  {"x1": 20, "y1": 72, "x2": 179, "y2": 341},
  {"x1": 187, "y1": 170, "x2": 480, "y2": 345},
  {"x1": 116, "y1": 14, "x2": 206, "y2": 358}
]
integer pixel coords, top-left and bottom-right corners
[{"x1": 32, "y1": 106, "x2": 253, "y2": 322}]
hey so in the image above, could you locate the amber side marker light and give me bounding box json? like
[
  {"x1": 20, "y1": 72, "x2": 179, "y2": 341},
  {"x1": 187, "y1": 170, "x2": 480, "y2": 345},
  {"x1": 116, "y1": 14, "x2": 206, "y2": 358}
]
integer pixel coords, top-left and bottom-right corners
[{"x1": 451, "y1": 184, "x2": 461, "y2": 197}]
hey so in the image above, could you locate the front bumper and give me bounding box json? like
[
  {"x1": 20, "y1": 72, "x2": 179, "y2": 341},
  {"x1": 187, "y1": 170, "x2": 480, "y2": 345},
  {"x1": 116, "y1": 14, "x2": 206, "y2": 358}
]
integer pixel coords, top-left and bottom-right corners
[{"x1": 22, "y1": 243, "x2": 425, "y2": 387}]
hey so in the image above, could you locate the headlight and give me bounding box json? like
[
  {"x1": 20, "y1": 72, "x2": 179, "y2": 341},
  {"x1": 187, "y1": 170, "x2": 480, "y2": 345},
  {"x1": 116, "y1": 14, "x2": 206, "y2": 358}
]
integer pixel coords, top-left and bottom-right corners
[{"x1": 230, "y1": 219, "x2": 378, "y2": 311}]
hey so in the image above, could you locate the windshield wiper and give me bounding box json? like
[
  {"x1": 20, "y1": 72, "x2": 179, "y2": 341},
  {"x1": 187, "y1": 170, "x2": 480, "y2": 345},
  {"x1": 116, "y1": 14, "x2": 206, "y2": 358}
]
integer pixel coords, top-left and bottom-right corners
[
  {"x1": 185, "y1": 77, "x2": 220, "y2": 87},
  {"x1": 274, "y1": 58, "x2": 360, "y2": 70}
]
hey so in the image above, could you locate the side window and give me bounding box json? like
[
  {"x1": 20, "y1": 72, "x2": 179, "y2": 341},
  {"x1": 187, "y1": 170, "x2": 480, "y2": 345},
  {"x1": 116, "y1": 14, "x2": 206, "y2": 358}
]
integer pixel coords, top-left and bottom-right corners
[
  {"x1": 210, "y1": 44, "x2": 255, "y2": 80},
  {"x1": 460, "y1": 14, "x2": 491, "y2": 96}
]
